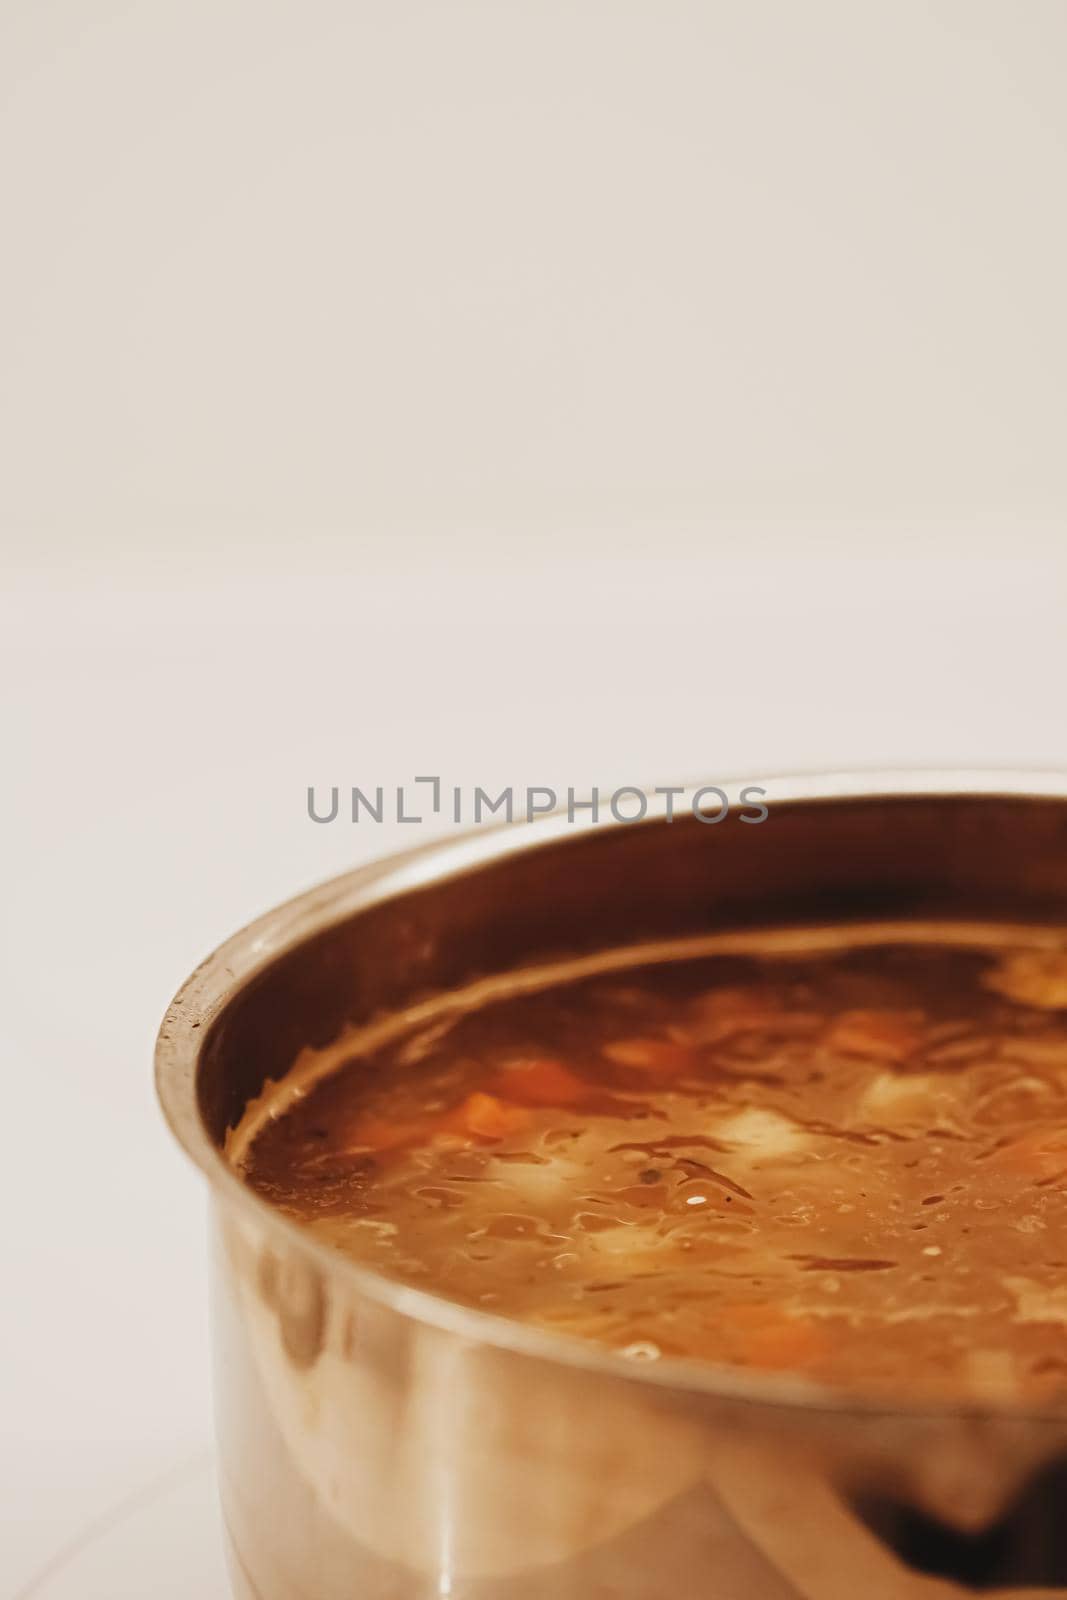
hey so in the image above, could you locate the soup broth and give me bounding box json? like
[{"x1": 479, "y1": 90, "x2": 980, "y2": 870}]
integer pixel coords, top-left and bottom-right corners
[{"x1": 234, "y1": 925, "x2": 1067, "y2": 1402}]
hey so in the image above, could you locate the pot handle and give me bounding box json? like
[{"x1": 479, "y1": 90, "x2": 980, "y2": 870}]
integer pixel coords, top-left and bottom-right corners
[{"x1": 703, "y1": 1434, "x2": 976, "y2": 1600}]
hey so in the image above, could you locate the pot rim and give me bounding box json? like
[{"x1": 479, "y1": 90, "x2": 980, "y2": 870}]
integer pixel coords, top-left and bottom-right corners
[{"x1": 156, "y1": 766, "x2": 1067, "y2": 1425}]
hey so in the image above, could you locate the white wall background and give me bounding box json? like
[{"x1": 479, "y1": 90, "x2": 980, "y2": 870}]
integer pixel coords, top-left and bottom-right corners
[{"x1": 1, "y1": 2, "x2": 1066, "y2": 1594}]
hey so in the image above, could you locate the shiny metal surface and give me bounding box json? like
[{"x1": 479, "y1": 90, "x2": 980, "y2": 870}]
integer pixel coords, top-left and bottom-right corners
[{"x1": 157, "y1": 772, "x2": 1067, "y2": 1598}]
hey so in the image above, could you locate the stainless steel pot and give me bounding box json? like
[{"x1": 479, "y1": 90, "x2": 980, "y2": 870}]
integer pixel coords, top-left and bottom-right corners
[{"x1": 156, "y1": 771, "x2": 1067, "y2": 1600}]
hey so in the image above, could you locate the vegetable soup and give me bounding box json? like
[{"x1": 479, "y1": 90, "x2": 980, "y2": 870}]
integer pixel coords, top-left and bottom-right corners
[{"x1": 232, "y1": 925, "x2": 1067, "y2": 1402}]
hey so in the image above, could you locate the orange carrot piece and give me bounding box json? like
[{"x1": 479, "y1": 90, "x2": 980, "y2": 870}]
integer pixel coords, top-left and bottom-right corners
[
  {"x1": 602, "y1": 1037, "x2": 695, "y2": 1076},
  {"x1": 744, "y1": 1319, "x2": 826, "y2": 1371},
  {"x1": 446, "y1": 1091, "x2": 531, "y2": 1142},
  {"x1": 824, "y1": 1009, "x2": 923, "y2": 1063},
  {"x1": 491, "y1": 1058, "x2": 588, "y2": 1106},
  {"x1": 344, "y1": 1092, "x2": 530, "y2": 1153},
  {"x1": 717, "y1": 1303, "x2": 827, "y2": 1370}
]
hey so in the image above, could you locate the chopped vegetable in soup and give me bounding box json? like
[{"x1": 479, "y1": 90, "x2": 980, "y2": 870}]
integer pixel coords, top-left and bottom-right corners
[{"x1": 235, "y1": 926, "x2": 1067, "y2": 1402}]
